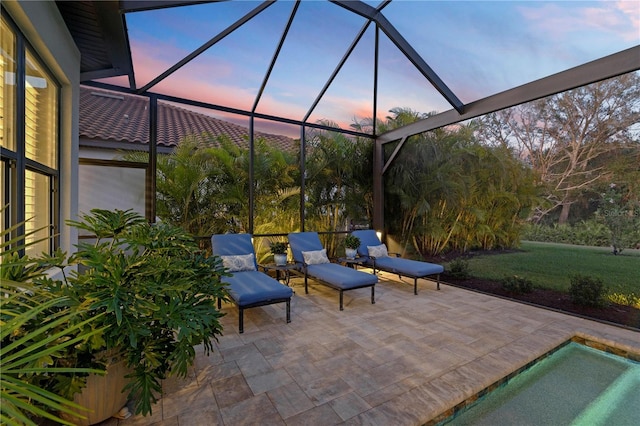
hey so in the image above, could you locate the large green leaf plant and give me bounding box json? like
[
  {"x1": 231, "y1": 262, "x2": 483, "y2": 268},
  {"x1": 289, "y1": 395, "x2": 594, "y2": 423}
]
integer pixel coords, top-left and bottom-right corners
[
  {"x1": 1, "y1": 215, "x2": 105, "y2": 425},
  {"x1": 1, "y1": 208, "x2": 229, "y2": 422}
]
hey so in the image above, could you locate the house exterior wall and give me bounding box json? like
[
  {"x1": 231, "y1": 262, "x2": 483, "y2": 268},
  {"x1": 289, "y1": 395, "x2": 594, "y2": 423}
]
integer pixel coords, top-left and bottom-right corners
[
  {"x1": 78, "y1": 146, "x2": 146, "y2": 218},
  {"x1": 5, "y1": 0, "x2": 80, "y2": 253}
]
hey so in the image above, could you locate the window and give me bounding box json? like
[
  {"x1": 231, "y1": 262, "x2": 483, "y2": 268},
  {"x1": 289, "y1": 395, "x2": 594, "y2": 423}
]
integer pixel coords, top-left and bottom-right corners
[{"x1": 1, "y1": 13, "x2": 59, "y2": 256}]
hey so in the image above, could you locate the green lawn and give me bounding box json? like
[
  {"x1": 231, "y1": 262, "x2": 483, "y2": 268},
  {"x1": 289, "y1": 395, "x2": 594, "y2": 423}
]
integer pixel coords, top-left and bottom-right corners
[{"x1": 452, "y1": 241, "x2": 639, "y2": 295}]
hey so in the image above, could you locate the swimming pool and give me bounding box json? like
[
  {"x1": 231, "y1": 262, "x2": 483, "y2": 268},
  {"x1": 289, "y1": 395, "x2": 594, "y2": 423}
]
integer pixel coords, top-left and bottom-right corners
[{"x1": 441, "y1": 341, "x2": 640, "y2": 425}]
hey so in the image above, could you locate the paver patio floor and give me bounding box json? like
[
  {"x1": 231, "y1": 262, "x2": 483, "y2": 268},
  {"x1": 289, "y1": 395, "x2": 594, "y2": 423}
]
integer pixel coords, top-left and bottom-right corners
[{"x1": 108, "y1": 271, "x2": 640, "y2": 426}]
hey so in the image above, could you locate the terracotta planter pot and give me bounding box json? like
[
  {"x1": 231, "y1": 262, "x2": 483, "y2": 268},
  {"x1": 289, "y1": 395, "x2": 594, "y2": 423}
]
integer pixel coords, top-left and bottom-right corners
[{"x1": 62, "y1": 353, "x2": 131, "y2": 425}]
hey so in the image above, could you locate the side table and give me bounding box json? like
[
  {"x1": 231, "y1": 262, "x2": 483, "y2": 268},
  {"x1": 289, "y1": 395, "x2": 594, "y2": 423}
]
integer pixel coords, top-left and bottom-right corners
[
  {"x1": 337, "y1": 257, "x2": 366, "y2": 270},
  {"x1": 260, "y1": 263, "x2": 296, "y2": 288}
]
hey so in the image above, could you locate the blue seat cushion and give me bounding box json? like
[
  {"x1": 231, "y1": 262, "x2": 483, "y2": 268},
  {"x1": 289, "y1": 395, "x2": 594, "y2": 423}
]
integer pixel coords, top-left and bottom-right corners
[
  {"x1": 372, "y1": 257, "x2": 444, "y2": 277},
  {"x1": 223, "y1": 271, "x2": 293, "y2": 306},
  {"x1": 306, "y1": 263, "x2": 377, "y2": 289},
  {"x1": 351, "y1": 230, "x2": 382, "y2": 258}
]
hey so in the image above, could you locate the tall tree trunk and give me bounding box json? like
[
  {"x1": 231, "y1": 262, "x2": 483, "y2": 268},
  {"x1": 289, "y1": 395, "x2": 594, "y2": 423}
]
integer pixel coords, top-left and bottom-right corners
[{"x1": 558, "y1": 202, "x2": 571, "y2": 225}]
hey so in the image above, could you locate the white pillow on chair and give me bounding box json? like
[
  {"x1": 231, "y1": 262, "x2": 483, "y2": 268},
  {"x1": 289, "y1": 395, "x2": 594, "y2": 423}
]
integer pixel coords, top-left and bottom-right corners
[
  {"x1": 220, "y1": 253, "x2": 256, "y2": 272},
  {"x1": 302, "y1": 249, "x2": 330, "y2": 265},
  {"x1": 367, "y1": 244, "x2": 389, "y2": 258}
]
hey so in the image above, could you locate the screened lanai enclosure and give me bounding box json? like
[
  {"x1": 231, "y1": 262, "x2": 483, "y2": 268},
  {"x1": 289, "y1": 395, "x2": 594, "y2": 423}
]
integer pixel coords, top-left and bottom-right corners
[{"x1": 58, "y1": 0, "x2": 640, "y2": 256}]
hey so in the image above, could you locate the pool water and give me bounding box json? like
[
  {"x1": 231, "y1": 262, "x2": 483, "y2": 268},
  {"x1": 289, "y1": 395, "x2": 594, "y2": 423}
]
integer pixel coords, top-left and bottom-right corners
[{"x1": 445, "y1": 342, "x2": 640, "y2": 425}]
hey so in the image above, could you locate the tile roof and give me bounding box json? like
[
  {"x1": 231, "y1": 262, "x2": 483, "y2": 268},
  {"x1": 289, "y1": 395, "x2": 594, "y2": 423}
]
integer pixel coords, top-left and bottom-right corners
[{"x1": 79, "y1": 86, "x2": 297, "y2": 151}]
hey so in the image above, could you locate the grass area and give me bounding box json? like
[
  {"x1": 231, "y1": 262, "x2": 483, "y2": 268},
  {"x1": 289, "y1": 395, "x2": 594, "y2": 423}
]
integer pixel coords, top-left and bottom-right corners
[{"x1": 452, "y1": 241, "x2": 639, "y2": 296}]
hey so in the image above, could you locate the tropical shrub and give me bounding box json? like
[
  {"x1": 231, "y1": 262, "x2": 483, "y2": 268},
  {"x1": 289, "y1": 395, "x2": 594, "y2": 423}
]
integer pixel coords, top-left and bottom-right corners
[
  {"x1": 447, "y1": 258, "x2": 470, "y2": 279},
  {"x1": 569, "y1": 274, "x2": 607, "y2": 307},
  {"x1": 3, "y1": 209, "x2": 229, "y2": 419},
  {"x1": 381, "y1": 110, "x2": 538, "y2": 256},
  {"x1": 521, "y1": 221, "x2": 612, "y2": 247},
  {"x1": 0, "y1": 214, "x2": 105, "y2": 425},
  {"x1": 304, "y1": 123, "x2": 374, "y2": 256},
  {"x1": 501, "y1": 275, "x2": 534, "y2": 294}
]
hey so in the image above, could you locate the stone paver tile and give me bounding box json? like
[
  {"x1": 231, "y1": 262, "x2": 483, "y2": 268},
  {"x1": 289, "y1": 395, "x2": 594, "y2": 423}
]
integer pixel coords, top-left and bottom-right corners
[
  {"x1": 329, "y1": 391, "x2": 372, "y2": 421},
  {"x1": 240, "y1": 328, "x2": 277, "y2": 344},
  {"x1": 236, "y1": 351, "x2": 274, "y2": 378},
  {"x1": 117, "y1": 402, "x2": 163, "y2": 425},
  {"x1": 161, "y1": 366, "x2": 197, "y2": 394},
  {"x1": 285, "y1": 360, "x2": 327, "y2": 384},
  {"x1": 219, "y1": 394, "x2": 281, "y2": 426},
  {"x1": 322, "y1": 339, "x2": 366, "y2": 356},
  {"x1": 420, "y1": 372, "x2": 474, "y2": 414},
  {"x1": 301, "y1": 376, "x2": 353, "y2": 406},
  {"x1": 343, "y1": 398, "x2": 422, "y2": 426},
  {"x1": 266, "y1": 382, "x2": 315, "y2": 419},
  {"x1": 194, "y1": 348, "x2": 224, "y2": 368},
  {"x1": 369, "y1": 357, "x2": 423, "y2": 388},
  {"x1": 366, "y1": 344, "x2": 405, "y2": 366},
  {"x1": 219, "y1": 342, "x2": 261, "y2": 362},
  {"x1": 266, "y1": 348, "x2": 305, "y2": 369},
  {"x1": 487, "y1": 339, "x2": 547, "y2": 367},
  {"x1": 399, "y1": 380, "x2": 460, "y2": 422},
  {"x1": 160, "y1": 383, "x2": 216, "y2": 419},
  {"x1": 340, "y1": 368, "x2": 384, "y2": 397},
  {"x1": 284, "y1": 403, "x2": 342, "y2": 426},
  {"x1": 198, "y1": 360, "x2": 241, "y2": 385},
  {"x1": 246, "y1": 368, "x2": 294, "y2": 395},
  {"x1": 132, "y1": 416, "x2": 178, "y2": 426},
  {"x1": 254, "y1": 336, "x2": 286, "y2": 357},
  {"x1": 297, "y1": 343, "x2": 335, "y2": 362},
  {"x1": 175, "y1": 408, "x2": 223, "y2": 426},
  {"x1": 212, "y1": 374, "x2": 253, "y2": 409},
  {"x1": 361, "y1": 382, "x2": 408, "y2": 408},
  {"x1": 313, "y1": 353, "x2": 361, "y2": 377}
]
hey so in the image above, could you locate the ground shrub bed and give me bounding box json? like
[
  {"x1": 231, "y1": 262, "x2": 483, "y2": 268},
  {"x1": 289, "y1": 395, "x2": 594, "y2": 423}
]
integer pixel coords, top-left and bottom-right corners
[
  {"x1": 431, "y1": 245, "x2": 640, "y2": 330},
  {"x1": 441, "y1": 273, "x2": 639, "y2": 329}
]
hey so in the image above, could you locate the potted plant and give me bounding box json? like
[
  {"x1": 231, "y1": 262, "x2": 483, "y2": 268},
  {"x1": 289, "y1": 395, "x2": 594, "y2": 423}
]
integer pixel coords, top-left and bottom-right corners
[
  {"x1": 11, "y1": 209, "x2": 229, "y2": 422},
  {"x1": 270, "y1": 241, "x2": 288, "y2": 266},
  {"x1": 343, "y1": 234, "x2": 361, "y2": 260},
  {"x1": 0, "y1": 215, "x2": 106, "y2": 426}
]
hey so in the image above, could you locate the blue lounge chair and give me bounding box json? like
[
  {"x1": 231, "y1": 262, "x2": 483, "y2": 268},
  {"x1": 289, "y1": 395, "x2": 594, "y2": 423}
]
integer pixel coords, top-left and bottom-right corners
[
  {"x1": 288, "y1": 232, "x2": 377, "y2": 310},
  {"x1": 211, "y1": 234, "x2": 293, "y2": 333},
  {"x1": 351, "y1": 230, "x2": 444, "y2": 295}
]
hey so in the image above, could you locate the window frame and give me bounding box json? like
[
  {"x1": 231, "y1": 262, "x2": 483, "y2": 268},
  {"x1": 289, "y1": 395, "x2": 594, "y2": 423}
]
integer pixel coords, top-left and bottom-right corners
[{"x1": 1, "y1": 10, "x2": 60, "y2": 255}]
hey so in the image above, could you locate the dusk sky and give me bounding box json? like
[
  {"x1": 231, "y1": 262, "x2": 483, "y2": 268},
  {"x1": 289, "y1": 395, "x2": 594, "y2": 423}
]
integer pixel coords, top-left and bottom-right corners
[{"x1": 103, "y1": 0, "x2": 639, "y2": 137}]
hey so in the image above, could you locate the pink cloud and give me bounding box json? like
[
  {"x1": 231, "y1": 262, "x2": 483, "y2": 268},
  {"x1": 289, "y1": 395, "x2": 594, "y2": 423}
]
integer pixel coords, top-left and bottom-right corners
[{"x1": 519, "y1": 1, "x2": 639, "y2": 42}]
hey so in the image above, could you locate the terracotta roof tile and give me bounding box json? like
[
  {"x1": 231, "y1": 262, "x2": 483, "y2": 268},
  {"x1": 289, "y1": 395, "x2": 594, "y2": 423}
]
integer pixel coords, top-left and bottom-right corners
[{"x1": 79, "y1": 86, "x2": 296, "y2": 151}]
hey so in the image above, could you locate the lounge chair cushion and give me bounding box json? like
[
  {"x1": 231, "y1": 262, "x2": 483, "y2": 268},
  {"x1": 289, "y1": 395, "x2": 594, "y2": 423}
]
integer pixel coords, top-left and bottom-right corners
[
  {"x1": 372, "y1": 256, "x2": 444, "y2": 277},
  {"x1": 211, "y1": 233, "x2": 293, "y2": 306},
  {"x1": 367, "y1": 244, "x2": 389, "y2": 258},
  {"x1": 353, "y1": 230, "x2": 384, "y2": 258},
  {"x1": 306, "y1": 263, "x2": 377, "y2": 289},
  {"x1": 352, "y1": 229, "x2": 445, "y2": 277},
  {"x1": 302, "y1": 249, "x2": 330, "y2": 264},
  {"x1": 220, "y1": 253, "x2": 257, "y2": 272},
  {"x1": 222, "y1": 270, "x2": 293, "y2": 306}
]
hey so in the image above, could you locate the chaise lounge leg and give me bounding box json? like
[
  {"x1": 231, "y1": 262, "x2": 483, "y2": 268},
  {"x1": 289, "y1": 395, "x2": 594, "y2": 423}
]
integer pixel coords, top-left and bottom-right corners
[
  {"x1": 304, "y1": 273, "x2": 309, "y2": 294},
  {"x1": 414, "y1": 278, "x2": 418, "y2": 295},
  {"x1": 286, "y1": 299, "x2": 291, "y2": 323},
  {"x1": 339, "y1": 291, "x2": 344, "y2": 311},
  {"x1": 371, "y1": 286, "x2": 375, "y2": 304},
  {"x1": 239, "y1": 307, "x2": 244, "y2": 334},
  {"x1": 436, "y1": 274, "x2": 440, "y2": 290},
  {"x1": 218, "y1": 298, "x2": 222, "y2": 309}
]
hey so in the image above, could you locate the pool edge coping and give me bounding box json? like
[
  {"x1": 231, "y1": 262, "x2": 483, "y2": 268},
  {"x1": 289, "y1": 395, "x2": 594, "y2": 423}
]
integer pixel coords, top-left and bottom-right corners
[{"x1": 426, "y1": 334, "x2": 640, "y2": 426}]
